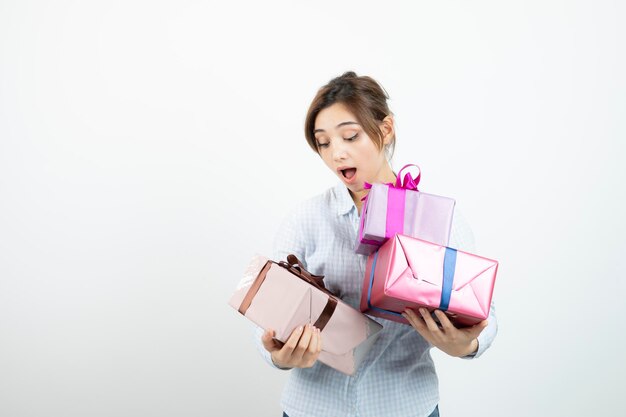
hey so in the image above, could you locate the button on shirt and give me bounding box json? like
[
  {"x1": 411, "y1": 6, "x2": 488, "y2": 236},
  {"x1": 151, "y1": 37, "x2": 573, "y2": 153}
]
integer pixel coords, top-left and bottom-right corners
[{"x1": 255, "y1": 183, "x2": 497, "y2": 417}]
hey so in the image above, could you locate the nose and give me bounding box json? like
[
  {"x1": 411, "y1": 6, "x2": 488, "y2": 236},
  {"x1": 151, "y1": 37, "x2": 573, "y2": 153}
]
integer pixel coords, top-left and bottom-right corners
[{"x1": 331, "y1": 139, "x2": 348, "y2": 162}]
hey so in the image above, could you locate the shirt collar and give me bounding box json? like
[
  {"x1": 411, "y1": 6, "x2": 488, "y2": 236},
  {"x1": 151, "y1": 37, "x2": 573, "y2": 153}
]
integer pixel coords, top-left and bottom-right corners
[{"x1": 334, "y1": 182, "x2": 356, "y2": 216}]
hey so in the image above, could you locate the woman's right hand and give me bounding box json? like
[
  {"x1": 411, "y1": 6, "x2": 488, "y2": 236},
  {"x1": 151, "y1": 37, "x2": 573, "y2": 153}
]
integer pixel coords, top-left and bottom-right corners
[{"x1": 261, "y1": 324, "x2": 322, "y2": 369}]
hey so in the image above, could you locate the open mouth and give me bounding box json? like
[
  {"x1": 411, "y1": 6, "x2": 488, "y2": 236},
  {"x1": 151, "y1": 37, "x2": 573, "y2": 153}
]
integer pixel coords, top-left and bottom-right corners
[{"x1": 339, "y1": 167, "x2": 357, "y2": 181}]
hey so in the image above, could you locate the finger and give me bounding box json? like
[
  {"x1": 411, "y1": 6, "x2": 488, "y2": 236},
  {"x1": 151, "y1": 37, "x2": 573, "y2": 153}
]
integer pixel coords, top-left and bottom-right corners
[
  {"x1": 303, "y1": 327, "x2": 321, "y2": 367},
  {"x1": 293, "y1": 324, "x2": 314, "y2": 361},
  {"x1": 306, "y1": 327, "x2": 319, "y2": 356},
  {"x1": 434, "y1": 310, "x2": 455, "y2": 332},
  {"x1": 467, "y1": 320, "x2": 488, "y2": 338},
  {"x1": 402, "y1": 309, "x2": 428, "y2": 335},
  {"x1": 281, "y1": 325, "x2": 305, "y2": 357},
  {"x1": 403, "y1": 310, "x2": 436, "y2": 346},
  {"x1": 419, "y1": 308, "x2": 443, "y2": 334},
  {"x1": 261, "y1": 329, "x2": 279, "y2": 352},
  {"x1": 316, "y1": 327, "x2": 323, "y2": 354}
]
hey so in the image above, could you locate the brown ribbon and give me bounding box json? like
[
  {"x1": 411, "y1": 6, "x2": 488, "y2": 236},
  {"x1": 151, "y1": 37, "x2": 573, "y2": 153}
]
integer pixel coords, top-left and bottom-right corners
[
  {"x1": 239, "y1": 254, "x2": 338, "y2": 332},
  {"x1": 238, "y1": 261, "x2": 272, "y2": 316}
]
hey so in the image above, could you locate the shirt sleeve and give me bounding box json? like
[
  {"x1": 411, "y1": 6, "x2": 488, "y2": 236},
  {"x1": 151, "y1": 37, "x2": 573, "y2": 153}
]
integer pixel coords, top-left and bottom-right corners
[
  {"x1": 252, "y1": 206, "x2": 307, "y2": 370},
  {"x1": 448, "y1": 208, "x2": 498, "y2": 360}
]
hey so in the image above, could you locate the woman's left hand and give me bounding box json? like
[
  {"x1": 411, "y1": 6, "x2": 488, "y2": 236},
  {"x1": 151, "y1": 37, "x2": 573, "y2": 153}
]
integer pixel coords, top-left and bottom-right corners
[{"x1": 402, "y1": 308, "x2": 488, "y2": 357}]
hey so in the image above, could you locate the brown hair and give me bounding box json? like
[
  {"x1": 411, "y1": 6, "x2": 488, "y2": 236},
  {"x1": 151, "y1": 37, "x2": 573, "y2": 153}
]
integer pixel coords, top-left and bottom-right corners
[{"x1": 304, "y1": 71, "x2": 395, "y2": 158}]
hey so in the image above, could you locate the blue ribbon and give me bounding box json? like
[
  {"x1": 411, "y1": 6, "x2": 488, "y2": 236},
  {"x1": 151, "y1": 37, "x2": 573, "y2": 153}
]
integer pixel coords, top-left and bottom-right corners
[
  {"x1": 439, "y1": 247, "x2": 457, "y2": 311},
  {"x1": 366, "y1": 247, "x2": 458, "y2": 316},
  {"x1": 367, "y1": 251, "x2": 403, "y2": 317}
]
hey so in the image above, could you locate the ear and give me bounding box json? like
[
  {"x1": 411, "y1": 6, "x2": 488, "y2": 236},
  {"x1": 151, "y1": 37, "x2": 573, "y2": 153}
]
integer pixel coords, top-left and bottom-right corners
[{"x1": 380, "y1": 115, "x2": 395, "y2": 146}]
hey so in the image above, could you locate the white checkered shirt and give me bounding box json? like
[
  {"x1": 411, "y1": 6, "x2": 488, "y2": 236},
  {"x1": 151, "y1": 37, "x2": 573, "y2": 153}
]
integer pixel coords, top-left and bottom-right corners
[{"x1": 254, "y1": 183, "x2": 497, "y2": 417}]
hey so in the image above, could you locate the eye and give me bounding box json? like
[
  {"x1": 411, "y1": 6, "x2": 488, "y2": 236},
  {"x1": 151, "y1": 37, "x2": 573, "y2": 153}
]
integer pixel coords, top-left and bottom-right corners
[
  {"x1": 344, "y1": 133, "x2": 358, "y2": 141},
  {"x1": 317, "y1": 142, "x2": 329, "y2": 149}
]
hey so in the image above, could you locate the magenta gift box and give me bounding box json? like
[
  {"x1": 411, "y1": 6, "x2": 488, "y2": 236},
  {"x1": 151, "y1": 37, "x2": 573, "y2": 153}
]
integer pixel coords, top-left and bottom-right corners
[
  {"x1": 360, "y1": 234, "x2": 498, "y2": 328},
  {"x1": 229, "y1": 255, "x2": 382, "y2": 375},
  {"x1": 355, "y1": 165, "x2": 455, "y2": 255}
]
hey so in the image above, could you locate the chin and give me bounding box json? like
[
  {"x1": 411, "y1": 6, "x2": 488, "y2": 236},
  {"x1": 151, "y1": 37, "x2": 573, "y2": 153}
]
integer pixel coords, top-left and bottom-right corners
[{"x1": 345, "y1": 182, "x2": 364, "y2": 193}]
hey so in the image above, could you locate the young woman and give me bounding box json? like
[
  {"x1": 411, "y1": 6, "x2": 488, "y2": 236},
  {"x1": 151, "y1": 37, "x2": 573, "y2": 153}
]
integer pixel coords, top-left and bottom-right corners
[{"x1": 256, "y1": 71, "x2": 497, "y2": 417}]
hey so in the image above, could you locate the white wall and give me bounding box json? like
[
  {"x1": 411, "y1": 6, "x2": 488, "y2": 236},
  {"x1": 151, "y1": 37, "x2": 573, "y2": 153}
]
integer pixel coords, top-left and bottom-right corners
[{"x1": 1, "y1": 1, "x2": 624, "y2": 416}]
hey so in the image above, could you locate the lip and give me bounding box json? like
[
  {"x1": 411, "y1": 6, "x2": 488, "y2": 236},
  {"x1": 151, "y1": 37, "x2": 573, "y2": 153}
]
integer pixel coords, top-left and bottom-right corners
[{"x1": 337, "y1": 166, "x2": 357, "y2": 184}]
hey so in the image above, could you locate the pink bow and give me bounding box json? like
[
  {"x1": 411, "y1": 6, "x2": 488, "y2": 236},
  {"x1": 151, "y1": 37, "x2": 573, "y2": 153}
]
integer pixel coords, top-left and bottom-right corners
[{"x1": 363, "y1": 164, "x2": 421, "y2": 196}]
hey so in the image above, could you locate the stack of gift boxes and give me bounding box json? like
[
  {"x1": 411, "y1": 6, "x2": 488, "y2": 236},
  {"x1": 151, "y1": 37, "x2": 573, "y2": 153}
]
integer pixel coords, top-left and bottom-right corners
[{"x1": 229, "y1": 164, "x2": 498, "y2": 375}]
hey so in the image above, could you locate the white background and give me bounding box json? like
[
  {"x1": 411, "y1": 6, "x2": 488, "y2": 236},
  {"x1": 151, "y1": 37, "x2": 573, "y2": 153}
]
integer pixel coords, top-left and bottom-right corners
[{"x1": 1, "y1": 1, "x2": 624, "y2": 416}]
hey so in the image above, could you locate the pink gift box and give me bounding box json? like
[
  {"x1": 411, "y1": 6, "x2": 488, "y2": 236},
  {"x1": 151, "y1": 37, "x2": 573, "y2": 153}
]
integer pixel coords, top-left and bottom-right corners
[
  {"x1": 355, "y1": 165, "x2": 455, "y2": 255},
  {"x1": 360, "y1": 234, "x2": 498, "y2": 327},
  {"x1": 229, "y1": 255, "x2": 382, "y2": 375}
]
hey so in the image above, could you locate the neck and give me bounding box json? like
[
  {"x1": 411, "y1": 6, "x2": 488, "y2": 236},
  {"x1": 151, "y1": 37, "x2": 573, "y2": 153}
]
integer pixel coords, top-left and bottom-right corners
[{"x1": 350, "y1": 164, "x2": 396, "y2": 215}]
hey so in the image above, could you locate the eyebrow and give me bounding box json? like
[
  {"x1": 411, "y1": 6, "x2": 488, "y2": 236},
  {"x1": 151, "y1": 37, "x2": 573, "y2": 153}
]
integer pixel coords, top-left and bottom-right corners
[{"x1": 313, "y1": 121, "x2": 360, "y2": 134}]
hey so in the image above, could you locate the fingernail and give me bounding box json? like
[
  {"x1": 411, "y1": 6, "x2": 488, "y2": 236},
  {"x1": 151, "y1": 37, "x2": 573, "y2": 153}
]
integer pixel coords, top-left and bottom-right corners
[
  {"x1": 298, "y1": 326, "x2": 303, "y2": 331},
  {"x1": 419, "y1": 308, "x2": 426, "y2": 314}
]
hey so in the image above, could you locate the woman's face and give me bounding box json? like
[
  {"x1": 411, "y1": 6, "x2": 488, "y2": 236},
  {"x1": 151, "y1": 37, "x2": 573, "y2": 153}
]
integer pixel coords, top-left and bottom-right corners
[{"x1": 313, "y1": 103, "x2": 392, "y2": 194}]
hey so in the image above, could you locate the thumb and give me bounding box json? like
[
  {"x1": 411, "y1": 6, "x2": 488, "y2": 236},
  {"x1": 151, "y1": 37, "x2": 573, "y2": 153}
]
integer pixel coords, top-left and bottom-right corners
[
  {"x1": 261, "y1": 329, "x2": 279, "y2": 352},
  {"x1": 469, "y1": 320, "x2": 488, "y2": 338}
]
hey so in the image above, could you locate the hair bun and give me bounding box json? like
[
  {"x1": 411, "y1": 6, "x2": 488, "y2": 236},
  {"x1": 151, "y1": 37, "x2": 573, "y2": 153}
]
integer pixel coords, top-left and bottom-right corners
[{"x1": 339, "y1": 71, "x2": 358, "y2": 79}]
